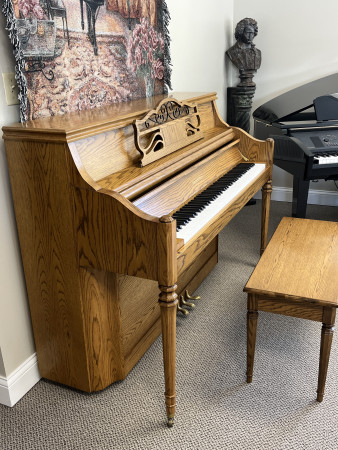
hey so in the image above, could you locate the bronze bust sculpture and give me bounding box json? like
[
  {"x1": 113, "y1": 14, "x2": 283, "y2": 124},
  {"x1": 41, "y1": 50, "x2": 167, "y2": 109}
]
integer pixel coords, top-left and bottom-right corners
[{"x1": 226, "y1": 18, "x2": 261, "y2": 87}]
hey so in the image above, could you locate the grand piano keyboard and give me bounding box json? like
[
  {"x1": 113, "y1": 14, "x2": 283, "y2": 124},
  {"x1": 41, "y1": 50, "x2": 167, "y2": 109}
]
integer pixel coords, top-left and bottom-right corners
[{"x1": 174, "y1": 163, "x2": 265, "y2": 243}]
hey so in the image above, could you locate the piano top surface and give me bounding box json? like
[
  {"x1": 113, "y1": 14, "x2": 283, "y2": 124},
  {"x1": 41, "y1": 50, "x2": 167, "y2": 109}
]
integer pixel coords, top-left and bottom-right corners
[
  {"x1": 2, "y1": 92, "x2": 217, "y2": 141},
  {"x1": 253, "y1": 73, "x2": 338, "y2": 124}
]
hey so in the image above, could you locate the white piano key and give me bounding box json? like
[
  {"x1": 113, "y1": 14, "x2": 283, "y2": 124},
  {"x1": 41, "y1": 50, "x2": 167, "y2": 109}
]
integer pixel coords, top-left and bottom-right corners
[
  {"x1": 316, "y1": 154, "x2": 338, "y2": 164},
  {"x1": 176, "y1": 163, "x2": 266, "y2": 244}
]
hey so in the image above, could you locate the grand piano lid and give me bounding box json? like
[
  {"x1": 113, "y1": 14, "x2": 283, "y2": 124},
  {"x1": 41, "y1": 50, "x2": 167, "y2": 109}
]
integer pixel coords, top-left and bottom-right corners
[{"x1": 253, "y1": 73, "x2": 338, "y2": 124}]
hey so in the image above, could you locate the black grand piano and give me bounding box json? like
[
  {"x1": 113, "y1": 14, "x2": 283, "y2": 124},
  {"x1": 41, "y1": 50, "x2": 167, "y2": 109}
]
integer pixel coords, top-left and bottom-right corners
[{"x1": 253, "y1": 73, "x2": 338, "y2": 217}]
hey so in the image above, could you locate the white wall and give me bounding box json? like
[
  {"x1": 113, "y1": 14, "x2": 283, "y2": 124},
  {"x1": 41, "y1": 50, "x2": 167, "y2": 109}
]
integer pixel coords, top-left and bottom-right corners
[
  {"x1": 233, "y1": 1, "x2": 338, "y2": 193},
  {"x1": 0, "y1": 12, "x2": 36, "y2": 379},
  {"x1": 169, "y1": 0, "x2": 234, "y2": 119},
  {"x1": 0, "y1": 348, "x2": 6, "y2": 375}
]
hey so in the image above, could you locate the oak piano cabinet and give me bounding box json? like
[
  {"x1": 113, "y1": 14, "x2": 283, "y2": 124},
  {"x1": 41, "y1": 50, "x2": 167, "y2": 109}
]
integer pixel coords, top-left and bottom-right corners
[{"x1": 3, "y1": 92, "x2": 273, "y2": 426}]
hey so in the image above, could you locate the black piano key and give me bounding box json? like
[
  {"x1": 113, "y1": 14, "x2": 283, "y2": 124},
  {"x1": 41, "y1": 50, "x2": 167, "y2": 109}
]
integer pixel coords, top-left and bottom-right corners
[{"x1": 172, "y1": 163, "x2": 254, "y2": 230}]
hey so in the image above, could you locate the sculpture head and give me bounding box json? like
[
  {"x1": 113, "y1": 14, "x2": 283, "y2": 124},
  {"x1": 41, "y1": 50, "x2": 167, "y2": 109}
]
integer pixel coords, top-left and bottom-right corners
[{"x1": 235, "y1": 18, "x2": 258, "y2": 46}]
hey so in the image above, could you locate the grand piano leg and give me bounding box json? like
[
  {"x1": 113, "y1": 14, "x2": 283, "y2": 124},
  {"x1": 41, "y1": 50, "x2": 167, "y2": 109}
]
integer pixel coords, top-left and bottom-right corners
[
  {"x1": 158, "y1": 215, "x2": 178, "y2": 427},
  {"x1": 260, "y1": 179, "x2": 272, "y2": 255},
  {"x1": 292, "y1": 177, "x2": 310, "y2": 218}
]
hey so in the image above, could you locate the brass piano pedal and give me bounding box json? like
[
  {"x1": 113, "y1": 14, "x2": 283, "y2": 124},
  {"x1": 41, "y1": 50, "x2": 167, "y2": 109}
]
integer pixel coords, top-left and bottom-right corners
[
  {"x1": 177, "y1": 296, "x2": 189, "y2": 315},
  {"x1": 184, "y1": 289, "x2": 201, "y2": 302},
  {"x1": 180, "y1": 297, "x2": 195, "y2": 309}
]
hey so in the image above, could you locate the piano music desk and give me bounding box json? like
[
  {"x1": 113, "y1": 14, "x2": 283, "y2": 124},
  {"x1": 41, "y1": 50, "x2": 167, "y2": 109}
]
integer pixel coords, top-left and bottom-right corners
[{"x1": 244, "y1": 217, "x2": 338, "y2": 402}]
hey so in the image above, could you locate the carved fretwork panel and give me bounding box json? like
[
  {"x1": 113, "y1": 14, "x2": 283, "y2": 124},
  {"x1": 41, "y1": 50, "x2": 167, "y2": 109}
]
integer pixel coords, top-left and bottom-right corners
[{"x1": 133, "y1": 99, "x2": 204, "y2": 166}]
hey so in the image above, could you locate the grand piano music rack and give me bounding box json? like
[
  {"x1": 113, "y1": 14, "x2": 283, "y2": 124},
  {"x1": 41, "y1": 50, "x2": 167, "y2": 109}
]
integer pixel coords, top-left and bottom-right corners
[{"x1": 2, "y1": 92, "x2": 273, "y2": 426}]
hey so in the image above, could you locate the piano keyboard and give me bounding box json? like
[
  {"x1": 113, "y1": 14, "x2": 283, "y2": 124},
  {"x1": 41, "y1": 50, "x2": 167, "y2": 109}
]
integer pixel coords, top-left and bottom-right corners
[
  {"x1": 314, "y1": 151, "x2": 338, "y2": 165},
  {"x1": 174, "y1": 163, "x2": 265, "y2": 243}
]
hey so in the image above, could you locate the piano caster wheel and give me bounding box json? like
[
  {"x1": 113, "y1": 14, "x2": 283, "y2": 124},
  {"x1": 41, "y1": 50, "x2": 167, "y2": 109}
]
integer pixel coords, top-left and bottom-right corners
[
  {"x1": 167, "y1": 416, "x2": 174, "y2": 427},
  {"x1": 185, "y1": 290, "x2": 201, "y2": 302},
  {"x1": 177, "y1": 296, "x2": 189, "y2": 315}
]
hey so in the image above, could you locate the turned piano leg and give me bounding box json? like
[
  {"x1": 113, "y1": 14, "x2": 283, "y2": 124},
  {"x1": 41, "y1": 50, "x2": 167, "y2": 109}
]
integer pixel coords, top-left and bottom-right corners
[
  {"x1": 157, "y1": 215, "x2": 178, "y2": 427},
  {"x1": 159, "y1": 284, "x2": 178, "y2": 427},
  {"x1": 260, "y1": 179, "x2": 272, "y2": 255}
]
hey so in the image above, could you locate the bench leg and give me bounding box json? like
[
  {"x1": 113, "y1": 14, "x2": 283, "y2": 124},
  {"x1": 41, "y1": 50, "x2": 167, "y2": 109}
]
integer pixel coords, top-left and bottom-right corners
[
  {"x1": 317, "y1": 307, "x2": 336, "y2": 402},
  {"x1": 247, "y1": 294, "x2": 258, "y2": 383},
  {"x1": 260, "y1": 179, "x2": 272, "y2": 255}
]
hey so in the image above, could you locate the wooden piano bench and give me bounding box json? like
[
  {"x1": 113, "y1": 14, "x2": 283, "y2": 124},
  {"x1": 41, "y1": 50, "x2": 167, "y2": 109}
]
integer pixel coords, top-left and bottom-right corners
[{"x1": 244, "y1": 217, "x2": 338, "y2": 402}]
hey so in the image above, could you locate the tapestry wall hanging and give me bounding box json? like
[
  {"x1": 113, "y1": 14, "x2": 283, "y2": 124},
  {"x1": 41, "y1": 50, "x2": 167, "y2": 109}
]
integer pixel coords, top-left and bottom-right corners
[{"x1": 2, "y1": 0, "x2": 172, "y2": 122}]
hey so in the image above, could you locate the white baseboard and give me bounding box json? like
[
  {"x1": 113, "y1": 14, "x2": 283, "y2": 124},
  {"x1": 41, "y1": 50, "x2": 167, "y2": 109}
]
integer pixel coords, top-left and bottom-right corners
[
  {"x1": 0, "y1": 353, "x2": 41, "y2": 407},
  {"x1": 254, "y1": 186, "x2": 338, "y2": 207}
]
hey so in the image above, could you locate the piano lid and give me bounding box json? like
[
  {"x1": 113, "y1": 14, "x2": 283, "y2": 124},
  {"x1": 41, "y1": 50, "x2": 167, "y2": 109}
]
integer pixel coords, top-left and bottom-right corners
[{"x1": 253, "y1": 73, "x2": 338, "y2": 124}]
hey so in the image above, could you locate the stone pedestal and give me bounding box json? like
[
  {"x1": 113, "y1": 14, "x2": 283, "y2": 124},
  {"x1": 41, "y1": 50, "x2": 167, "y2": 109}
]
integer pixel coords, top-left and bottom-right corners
[{"x1": 226, "y1": 86, "x2": 256, "y2": 133}]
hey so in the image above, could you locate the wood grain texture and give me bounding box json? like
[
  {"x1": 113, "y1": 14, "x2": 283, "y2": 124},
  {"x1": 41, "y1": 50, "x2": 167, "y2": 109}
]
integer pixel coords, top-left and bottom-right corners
[
  {"x1": 133, "y1": 144, "x2": 242, "y2": 216},
  {"x1": 245, "y1": 218, "x2": 338, "y2": 402},
  {"x1": 317, "y1": 307, "x2": 336, "y2": 401},
  {"x1": 118, "y1": 275, "x2": 159, "y2": 360},
  {"x1": 157, "y1": 215, "x2": 177, "y2": 286},
  {"x1": 5, "y1": 140, "x2": 91, "y2": 391},
  {"x1": 257, "y1": 298, "x2": 324, "y2": 321},
  {"x1": 2, "y1": 92, "x2": 218, "y2": 142},
  {"x1": 157, "y1": 215, "x2": 178, "y2": 424},
  {"x1": 72, "y1": 239, "x2": 219, "y2": 391},
  {"x1": 121, "y1": 238, "x2": 218, "y2": 378},
  {"x1": 159, "y1": 284, "x2": 178, "y2": 424},
  {"x1": 73, "y1": 187, "x2": 160, "y2": 280},
  {"x1": 247, "y1": 294, "x2": 258, "y2": 383},
  {"x1": 134, "y1": 99, "x2": 204, "y2": 167},
  {"x1": 178, "y1": 236, "x2": 218, "y2": 282},
  {"x1": 260, "y1": 179, "x2": 272, "y2": 254},
  {"x1": 69, "y1": 124, "x2": 138, "y2": 182},
  {"x1": 235, "y1": 129, "x2": 274, "y2": 164},
  {"x1": 212, "y1": 99, "x2": 274, "y2": 165},
  {"x1": 97, "y1": 128, "x2": 235, "y2": 198},
  {"x1": 79, "y1": 268, "x2": 125, "y2": 391},
  {"x1": 245, "y1": 217, "x2": 338, "y2": 305}
]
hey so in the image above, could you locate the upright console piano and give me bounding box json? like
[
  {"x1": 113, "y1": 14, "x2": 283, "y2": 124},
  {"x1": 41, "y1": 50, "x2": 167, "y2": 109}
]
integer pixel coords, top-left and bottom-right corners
[
  {"x1": 253, "y1": 73, "x2": 338, "y2": 217},
  {"x1": 3, "y1": 92, "x2": 273, "y2": 426}
]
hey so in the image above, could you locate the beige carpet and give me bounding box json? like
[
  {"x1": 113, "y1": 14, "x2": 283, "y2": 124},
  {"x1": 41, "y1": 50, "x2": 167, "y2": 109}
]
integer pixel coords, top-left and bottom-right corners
[{"x1": 1, "y1": 200, "x2": 338, "y2": 449}]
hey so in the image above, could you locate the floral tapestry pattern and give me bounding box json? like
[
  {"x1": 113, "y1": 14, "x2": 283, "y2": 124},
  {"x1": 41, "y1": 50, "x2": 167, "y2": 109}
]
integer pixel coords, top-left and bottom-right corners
[{"x1": 2, "y1": 0, "x2": 171, "y2": 122}]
